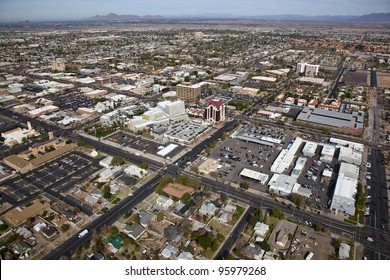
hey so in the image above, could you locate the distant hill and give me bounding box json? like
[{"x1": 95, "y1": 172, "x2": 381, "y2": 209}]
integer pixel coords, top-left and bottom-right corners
[
  {"x1": 84, "y1": 13, "x2": 164, "y2": 21},
  {"x1": 355, "y1": 13, "x2": 390, "y2": 23},
  {"x1": 172, "y1": 12, "x2": 390, "y2": 23}
]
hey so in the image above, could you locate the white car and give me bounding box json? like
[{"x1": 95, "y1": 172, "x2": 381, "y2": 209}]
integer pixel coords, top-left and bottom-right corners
[{"x1": 366, "y1": 237, "x2": 374, "y2": 242}]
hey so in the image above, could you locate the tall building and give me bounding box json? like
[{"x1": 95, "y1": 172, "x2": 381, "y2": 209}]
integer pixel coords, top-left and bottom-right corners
[
  {"x1": 176, "y1": 82, "x2": 201, "y2": 101},
  {"x1": 296, "y1": 62, "x2": 319, "y2": 76},
  {"x1": 52, "y1": 58, "x2": 66, "y2": 71},
  {"x1": 205, "y1": 99, "x2": 226, "y2": 123}
]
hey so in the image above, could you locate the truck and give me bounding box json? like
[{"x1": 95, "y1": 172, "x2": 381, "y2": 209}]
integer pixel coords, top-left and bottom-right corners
[{"x1": 78, "y1": 229, "x2": 89, "y2": 238}]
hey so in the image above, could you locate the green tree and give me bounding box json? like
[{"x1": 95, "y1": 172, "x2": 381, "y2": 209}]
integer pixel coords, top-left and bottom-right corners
[
  {"x1": 181, "y1": 192, "x2": 192, "y2": 202},
  {"x1": 139, "y1": 162, "x2": 148, "y2": 170},
  {"x1": 111, "y1": 155, "x2": 124, "y2": 166},
  {"x1": 240, "y1": 181, "x2": 249, "y2": 190},
  {"x1": 291, "y1": 193, "x2": 305, "y2": 208},
  {"x1": 270, "y1": 208, "x2": 284, "y2": 219},
  {"x1": 259, "y1": 240, "x2": 271, "y2": 252},
  {"x1": 156, "y1": 212, "x2": 164, "y2": 222},
  {"x1": 220, "y1": 194, "x2": 228, "y2": 203}
]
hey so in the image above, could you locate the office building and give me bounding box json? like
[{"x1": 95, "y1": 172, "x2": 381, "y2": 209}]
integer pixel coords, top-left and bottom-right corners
[{"x1": 176, "y1": 82, "x2": 201, "y2": 101}]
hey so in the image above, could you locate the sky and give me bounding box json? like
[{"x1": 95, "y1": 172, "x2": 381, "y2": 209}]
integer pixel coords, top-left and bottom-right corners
[{"x1": 0, "y1": 0, "x2": 389, "y2": 22}]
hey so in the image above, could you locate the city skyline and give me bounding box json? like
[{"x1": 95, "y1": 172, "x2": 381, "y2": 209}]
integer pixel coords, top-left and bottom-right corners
[{"x1": 0, "y1": 0, "x2": 389, "y2": 22}]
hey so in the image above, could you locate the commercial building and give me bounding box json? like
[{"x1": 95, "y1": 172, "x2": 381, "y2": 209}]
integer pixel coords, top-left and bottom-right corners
[
  {"x1": 205, "y1": 99, "x2": 226, "y2": 123},
  {"x1": 157, "y1": 143, "x2": 179, "y2": 157},
  {"x1": 176, "y1": 82, "x2": 201, "y2": 101},
  {"x1": 268, "y1": 174, "x2": 298, "y2": 196},
  {"x1": 1, "y1": 122, "x2": 39, "y2": 147},
  {"x1": 330, "y1": 162, "x2": 359, "y2": 216},
  {"x1": 291, "y1": 157, "x2": 307, "y2": 178},
  {"x1": 127, "y1": 100, "x2": 188, "y2": 132},
  {"x1": 296, "y1": 107, "x2": 364, "y2": 130},
  {"x1": 320, "y1": 144, "x2": 336, "y2": 163},
  {"x1": 239, "y1": 168, "x2": 269, "y2": 185},
  {"x1": 28, "y1": 105, "x2": 59, "y2": 118},
  {"x1": 302, "y1": 142, "x2": 317, "y2": 157},
  {"x1": 270, "y1": 137, "x2": 303, "y2": 174},
  {"x1": 198, "y1": 158, "x2": 221, "y2": 175},
  {"x1": 338, "y1": 146, "x2": 362, "y2": 166}
]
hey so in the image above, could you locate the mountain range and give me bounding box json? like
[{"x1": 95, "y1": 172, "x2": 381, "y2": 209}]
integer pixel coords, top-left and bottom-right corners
[{"x1": 84, "y1": 12, "x2": 390, "y2": 23}]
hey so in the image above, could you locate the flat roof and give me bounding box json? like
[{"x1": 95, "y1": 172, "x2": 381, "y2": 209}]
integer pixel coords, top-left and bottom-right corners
[{"x1": 239, "y1": 168, "x2": 269, "y2": 184}]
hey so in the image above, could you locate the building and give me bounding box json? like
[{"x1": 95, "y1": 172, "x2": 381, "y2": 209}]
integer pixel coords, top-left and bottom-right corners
[
  {"x1": 330, "y1": 162, "x2": 359, "y2": 216},
  {"x1": 199, "y1": 202, "x2": 217, "y2": 216},
  {"x1": 320, "y1": 144, "x2": 336, "y2": 163},
  {"x1": 268, "y1": 174, "x2": 299, "y2": 196},
  {"x1": 270, "y1": 137, "x2": 303, "y2": 174},
  {"x1": 3, "y1": 155, "x2": 34, "y2": 173},
  {"x1": 123, "y1": 224, "x2": 145, "y2": 240},
  {"x1": 338, "y1": 146, "x2": 362, "y2": 166},
  {"x1": 302, "y1": 142, "x2": 317, "y2": 157},
  {"x1": 177, "y1": 251, "x2": 193, "y2": 260},
  {"x1": 254, "y1": 222, "x2": 269, "y2": 237},
  {"x1": 1, "y1": 122, "x2": 39, "y2": 147},
  {"x1": 124, "y1": 165, "x2": 147, "y2": 179},
  {"x1": 296, "y1": 63, "x2": 320, "y2": 76},
  {"x1": 27, "y1": 105, "x2": 59, "y2": 118},
  {"x1": 161, "y1": 244, "x2": 179, "y2": 259},
  {"x1": 108, "y1": 235, "x2": 123, "y2": 254},
  {"x1": 339, "y1": 242, "x2": 351, "y2": 259},
  {"x1": 198, "y1": 158, "x2": 221, "y2": 175},
  {"x1": 52, "y1": 58, "x2": 66, "y2": 71},
  {"x1": 297, "y1": 107, "x2": 364, "y2": 130},
  {"x1": 291, "y1": 157, "x2": 307, "y2": 178},
  {"x1": 239, "y1": 168, "x2": 269, "y2": 185},
  {"x1": 162, "y1": 183, "x2": 194, "y2": 199},
  {"x1": 205, "y1": 99, "x2": 226, "y2": 123},
  {"x1": 176, "y1": 82, "x2": 201, "y2": 101},
  {"x1": 156, "y1": 196, "x2": 173, "y2": 209}
]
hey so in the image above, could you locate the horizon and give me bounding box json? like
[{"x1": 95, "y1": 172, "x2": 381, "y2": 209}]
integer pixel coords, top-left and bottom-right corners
[{"x1": 0, "y1": 0, "x2": 389, "y2": 23}]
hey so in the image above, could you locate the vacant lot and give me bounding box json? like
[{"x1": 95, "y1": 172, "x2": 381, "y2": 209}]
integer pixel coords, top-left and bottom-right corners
[{"x1": 377, "y1": 72, "x2": 390, "y2": 88}]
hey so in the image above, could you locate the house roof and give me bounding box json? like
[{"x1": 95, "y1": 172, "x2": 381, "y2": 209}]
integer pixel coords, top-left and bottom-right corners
[
  {"x1": 109, "y1": 235, "x2": 123, "y2": 250},
  {"x1": 163, "y1": 183, "x2": 194, "y2": 199},
  {"x1": 124, "y1": 224, "x2": 145, "y2": 240}
]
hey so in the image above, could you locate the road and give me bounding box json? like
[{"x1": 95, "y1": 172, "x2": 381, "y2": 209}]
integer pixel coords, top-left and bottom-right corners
[
  {"x1": 214, "y1": 207, "x2": 254, "y2": 260},
  {"x1": 196, "y1": 176, "x2": 390, "y2": 258},
  {"x1": 44, "y1": 175, "x2": 161, "y2": 259}
]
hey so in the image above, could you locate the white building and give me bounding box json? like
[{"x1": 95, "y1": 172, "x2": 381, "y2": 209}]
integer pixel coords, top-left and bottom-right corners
[
  {"x1": 1, "y1": 122, "x2": 39, "y2": 147},
  {"x1": 268, "y1": 174, "x2": 299, "y2": 196},
  {"x1": 270, "y1": 137, "x2": 303, "y2": 174},
  {"x1": 320, "y1": 144, "x2": 336, "y2": 163},
  {"x1": 124, "y1": 165, "x2": 147, "y2": 179},
  {"x1": 338, "y1": 146, "x2": 362, "y2": 166},
  {"x1": 302, "y1": 142, "x2": 317, "y2": 157},
  {"x1": 156, "y1": 196, "x2": 173, "y2": 209},
  {"x1": 99, "y1": 156, "x2": 113, "y2": 168},
  {"x1": 330, "y1": 162, "x2": 359, "y2": 216},
  {"x1": 291, "y1": 157, "x2": 307, "y2": 178},
  {"x1": 239, "y1": 168, "x2": 269, "y2": 185},
  {"x1": 296, "y1": 62, "x2": 319, "y2": 76},
  {"x1": 254, "y1": 222, "x2": 269, "y2": 237}
]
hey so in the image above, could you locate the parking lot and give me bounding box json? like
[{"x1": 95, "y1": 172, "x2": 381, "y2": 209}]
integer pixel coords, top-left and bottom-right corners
[
  {"x1": 108, "y1": 131, "x2": 184, "y2": 158},
  {"x1": 0, "y1": 152, "x2": 100, "y2": 206},
  {"x1": 53, "y1": 92, "x2": 96, "y2": 112},
  {"x1": 203, "y1": 124, "x2": 294, "y2": 192},
  {"x1": 201, "y1": 124, "x2": 337, "y2": 211}
]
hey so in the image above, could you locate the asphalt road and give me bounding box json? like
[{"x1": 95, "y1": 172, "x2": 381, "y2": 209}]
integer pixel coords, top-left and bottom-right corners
[
  {"x1": 366, "y1": 149, "x2": 389, "y2": 231},
  {"x1": 44, "y1": 175, "x2": 161, "y2": 259},
  {"x1": 214, "y1": 206, "x2": 254, "y2": 260},
  {"x1": 196, "y1": 176, "x2": 390, "y2": 258}
]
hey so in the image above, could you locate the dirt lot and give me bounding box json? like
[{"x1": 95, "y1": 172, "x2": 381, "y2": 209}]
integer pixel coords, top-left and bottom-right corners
[
  {"x1": 290, "y1": 225, "x2": 336, "y2": 260},
  {"x1": 377, "y1": 72, "x2": 390, "y2": 88}
]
